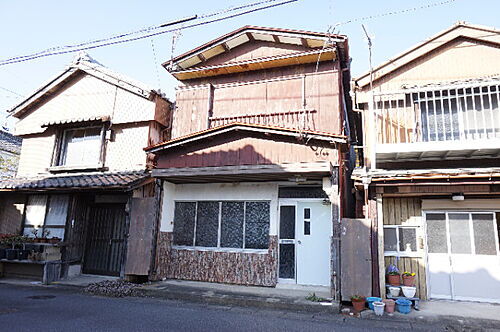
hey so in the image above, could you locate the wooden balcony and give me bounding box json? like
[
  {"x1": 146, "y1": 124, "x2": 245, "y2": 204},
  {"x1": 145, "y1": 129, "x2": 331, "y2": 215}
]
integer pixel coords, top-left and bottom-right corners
[
  {"x1": 373, "y1": 82, "x2": 500, "y2": 162},
  {"x1": 208, "y1": 109, "x2": 317, "y2": 131}
]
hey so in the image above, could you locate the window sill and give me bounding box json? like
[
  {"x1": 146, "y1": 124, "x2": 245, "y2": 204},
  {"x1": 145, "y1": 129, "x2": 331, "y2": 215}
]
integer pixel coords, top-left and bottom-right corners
[
  {"x1": 48, "y1": 165, "x2": 108, "y2": 173},
  {"x1": 384, "y1": 251, "x2": 423, "y2": 258},
  {"x1": 172, "y1": 245, "x2": 269, "y2": 254}
]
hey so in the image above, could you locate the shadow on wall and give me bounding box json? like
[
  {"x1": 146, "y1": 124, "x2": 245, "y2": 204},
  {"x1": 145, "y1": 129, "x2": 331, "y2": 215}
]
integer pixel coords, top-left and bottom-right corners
[{"x1": 0, "y1": 193, "x2": 26, "y2": 235}]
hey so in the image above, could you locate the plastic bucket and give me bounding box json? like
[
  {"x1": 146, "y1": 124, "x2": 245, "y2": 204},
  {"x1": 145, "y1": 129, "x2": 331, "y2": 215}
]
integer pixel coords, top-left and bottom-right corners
[
  {"x1": 396, "y1": 298, "x2": 412, "y2": 314},
  {"x1": 388, "y1": 286, "x2": 400, "y2": 297},
  {"x1": 366, "y1": 297, "x2": 382, "y2": 310},
  {"x1": 373, "y1": 301, "x2": 385, "y2": 316}
]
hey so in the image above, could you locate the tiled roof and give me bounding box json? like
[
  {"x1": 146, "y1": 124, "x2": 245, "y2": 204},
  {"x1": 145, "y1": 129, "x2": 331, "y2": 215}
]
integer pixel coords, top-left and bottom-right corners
[
  {"x1": 0, "y1": 171, "x2": 150, "y2": 191},
  {"x1": 0, "y1": 130, "x2": 22, "y2": 154}
]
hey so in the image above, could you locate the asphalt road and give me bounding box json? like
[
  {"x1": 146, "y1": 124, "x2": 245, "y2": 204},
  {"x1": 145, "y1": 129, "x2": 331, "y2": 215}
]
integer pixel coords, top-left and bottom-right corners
[{"x1": 0, "y1": 284, "x2": 447, "y2": 332}]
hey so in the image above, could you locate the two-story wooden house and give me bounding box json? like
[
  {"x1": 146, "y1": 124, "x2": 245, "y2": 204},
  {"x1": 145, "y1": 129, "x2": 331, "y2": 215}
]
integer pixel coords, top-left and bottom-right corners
[
  {"x1": 0, "y1": 53, "x2": 172, "y2": 282},
  {"x1": 353, "y1": 22, "x2": 500, "y2": 303},
  {"x1": 146, "y1": 26, "x2": 356, "y2": 297}
]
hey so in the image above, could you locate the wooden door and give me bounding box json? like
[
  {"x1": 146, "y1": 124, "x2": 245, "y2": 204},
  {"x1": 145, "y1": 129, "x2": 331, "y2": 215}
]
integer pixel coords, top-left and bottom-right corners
[
  {"x1": 340, "y1": 218, "x2": 372, "y2": 301},
  {"x1": 83, "y1": 204, "x2": 127, "y2": 276}
]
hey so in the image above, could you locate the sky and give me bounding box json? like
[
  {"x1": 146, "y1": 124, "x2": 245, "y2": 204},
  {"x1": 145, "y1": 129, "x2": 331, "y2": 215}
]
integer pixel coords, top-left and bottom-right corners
[{"x1": 1, "y1": 0, "x2": 499, "y2": 130}]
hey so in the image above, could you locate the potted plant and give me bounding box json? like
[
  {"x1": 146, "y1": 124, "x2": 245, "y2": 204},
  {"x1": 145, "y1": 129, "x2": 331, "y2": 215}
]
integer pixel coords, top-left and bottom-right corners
[
  {"x1": 18, "y1": 236, "x2": 33, "y2": 260},
  {"x1": 39, "y1": 229, "x2": 51, "y2": 243},
  {"x1": 402, "y1": 271, "x2": 416, "y2": 286},
  {"x1": 0, "y1": 234, "x2": 14, "y2": 259},
  {"x1": 31, "y1": 229, "x2": 41, "y2": 243},
  {"x1": 48, "y1": 237, "x2": 61, "y2": 245},
  {"x1": 5, "y1": 235, "x2": 20, "y2": 260},
  {"x1": 351, "y1": 295, "x2": 366, "y2": 312},
  {"x1": 387, "y1": 264, "x2": 400, "y2": 286}
]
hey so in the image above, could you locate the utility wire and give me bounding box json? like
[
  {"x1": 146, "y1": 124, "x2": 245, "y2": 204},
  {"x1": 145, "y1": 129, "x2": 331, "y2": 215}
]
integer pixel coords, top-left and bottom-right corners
[{"x1": 0, "y1": 0, "x2": 291, "y2": 66}]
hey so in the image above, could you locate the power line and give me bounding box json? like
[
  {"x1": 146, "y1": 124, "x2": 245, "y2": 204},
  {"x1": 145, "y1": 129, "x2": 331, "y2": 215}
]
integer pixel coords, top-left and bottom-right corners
[
  {"x1": 331, "y1": 0, "x2": 458, "y2": 31},
  {"x1": 0, "y1": 0, "x2": 292, "y2": 66}
]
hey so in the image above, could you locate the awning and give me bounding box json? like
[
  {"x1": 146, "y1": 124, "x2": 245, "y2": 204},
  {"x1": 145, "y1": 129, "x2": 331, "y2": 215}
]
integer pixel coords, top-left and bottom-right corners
[{"x1": 0, "y1": 171, "x2": 151, "y2": 192}]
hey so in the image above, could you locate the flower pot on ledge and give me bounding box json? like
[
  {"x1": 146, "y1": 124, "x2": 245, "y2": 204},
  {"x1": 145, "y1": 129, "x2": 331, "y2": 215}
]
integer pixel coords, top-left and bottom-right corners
[
  {"x1": 387, "y1": 274, "x2": 400, "y2": 286},
  {"x1": 402, "y1": 274, "x2": 415, "y2": 286}
]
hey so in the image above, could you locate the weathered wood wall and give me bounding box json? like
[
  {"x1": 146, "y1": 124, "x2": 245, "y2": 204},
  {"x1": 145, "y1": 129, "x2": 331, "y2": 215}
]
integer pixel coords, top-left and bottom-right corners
[
  {"x1": 156, "y1": 135, "x2": 338, "y2": 169},
  {"x1": 172, "y1": 60, "x2": 341, "y2": 138},
  {"x1": 154, "y1": 232, "x2": 278, "y2": 286},
  {"x1": 382, "y1": 197, "x2": 427, "y2": 299}
]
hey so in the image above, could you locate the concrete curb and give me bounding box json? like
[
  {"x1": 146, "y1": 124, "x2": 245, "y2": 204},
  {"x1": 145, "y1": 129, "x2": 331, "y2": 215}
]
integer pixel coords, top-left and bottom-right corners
[
  {"x1": 139, "y1": 285, "x2": 339, "y2": 314},
  {"x1": 359, "y1": 309, "x2": 500, "y2": 330}
]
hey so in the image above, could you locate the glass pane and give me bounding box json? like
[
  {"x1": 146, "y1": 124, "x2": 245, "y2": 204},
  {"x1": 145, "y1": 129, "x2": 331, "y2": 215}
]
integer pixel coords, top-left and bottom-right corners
[
  {"x1": 279, "y1": 243, "x2": 295, "y2": 279},
  {"x1": 45, "y1": 195, "x2": 69, "y2": 226},
  {"x1": 304, "y1": 221, "x2": 310, "y2": 235},
  {"x1": 24, "y1": 195, "x2": 47, "y2": 228},
  {"x1": 245, "y1": 202, "x2": 270, "y2": 249},
  {"x1": 45, "y1": 227, "x2": 65, "y2": 240},
  {"x1": 399, "y1": 228, "x2": 417, "y2": 252},
  {"x1": 279, "y1": 206, "x2": 295, "y2": 239},
  {"x1": 426, "y1": 213, "x2": 447, "y2": 253},
  {"x1": 449, "y1": 213, "x2": 472, "y2": 254},
  {"x1": 304, "y1": 208, "x2": 310, "y2": 219},
  {"x1": 220, "y1": 201, "x2": 244, "y2": 248},
  {"x1": 173, "y1": 202, "x2": 196, "y2": 246},
  {"x1": 61, "y1": 127, "x2": 101, "y2": 166},
  {"x1": 195, "y1": 201, "x2": 219, "y2": 247},
  {"x1": 472, "y1": 214, "x2": 497, "y2": 255},
  {"x1": 383, "y1": 228, "x2": 398, "y2": 252},
  {"x1": 82, "y1": 127, "x2": 102, "y2": 165}
]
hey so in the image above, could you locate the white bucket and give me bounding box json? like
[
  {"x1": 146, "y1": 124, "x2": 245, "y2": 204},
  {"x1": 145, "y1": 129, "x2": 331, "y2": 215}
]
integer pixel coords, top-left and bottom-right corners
[
  {"x1": 401, "y1": 286, "x2": 416, "y2": 298},
  {"x1": 388, "y1": 286, "x2": 400, "y2": 297},
  {"x1": 373, "y1": 301, "x2": 385, "y2": 316}
]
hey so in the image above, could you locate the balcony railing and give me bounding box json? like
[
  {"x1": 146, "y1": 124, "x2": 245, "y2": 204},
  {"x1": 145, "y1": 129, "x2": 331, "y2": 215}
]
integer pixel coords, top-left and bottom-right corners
[
  {"x1": 374, "y1": 82, "x2": 500, "y2": 145},
  {"x1": 208, "y1": 109, "x2": 317, "y2": 130}
]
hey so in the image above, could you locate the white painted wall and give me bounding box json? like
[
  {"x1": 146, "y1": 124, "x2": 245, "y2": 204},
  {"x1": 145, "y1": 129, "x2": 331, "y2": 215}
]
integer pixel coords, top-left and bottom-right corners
[{"x1": 160, "y1": 181, "x2": 279, "y2": 235}]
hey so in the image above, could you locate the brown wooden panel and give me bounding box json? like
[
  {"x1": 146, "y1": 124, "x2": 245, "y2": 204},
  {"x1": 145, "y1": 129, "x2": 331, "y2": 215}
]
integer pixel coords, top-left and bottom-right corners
[
  {"x1": 341, "y1": 218, "x2": 372, "y2": 300},
  {"x1": 125, "y1": 197, "x2": 157, "y2": 276}
]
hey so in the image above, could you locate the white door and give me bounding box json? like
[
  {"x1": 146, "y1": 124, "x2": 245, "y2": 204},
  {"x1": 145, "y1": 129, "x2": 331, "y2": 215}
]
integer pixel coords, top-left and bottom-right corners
[
  {"x1": 278, "y1": 201, "x2": 331, "y2": 286},
  {"x1": 426, "y1": 212, "x2": 500, "y2": 303}
]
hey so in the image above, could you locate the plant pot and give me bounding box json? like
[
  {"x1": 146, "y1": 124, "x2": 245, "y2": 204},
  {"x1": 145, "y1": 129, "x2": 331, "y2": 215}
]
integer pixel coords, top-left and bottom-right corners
[
  {"x1": 352, "y1": 299, "x2": 366, "y2": 312},
  {"x1": 0, "y1": 248, "x2": 6, "y2": 259},
  {"x1": 40, "y1": 238, "x2": 48, "y2": 243},
  {"x1": 402, "y1": 275, "x2": 415, "y2": 286},
  {"x1": 383, "y1": 299, "x2": 395, "y2": 313},
  {"x1": 387, "y1": 274, "x2": 400, "y2": 286},
  {"x1": 373, "y1": 301, "x2": 385, "y2": 316},
  {"x1": 401, "y1": 286, "x2": 416, "y2": 298},
  {"x1": 34, "y1": 238, "x2": 41, "y2": 243},
  {"x1": 18, "y1": 249, "x2": 30, "y2": 260},
  {"x1": 48, "y1": 238, "x2": 60, "y2": 244},
  {"x1": 367, "y1": 297, "x2": 382, "y2": 310},
  {"x1": 6, "y1": 249, "x2": 19, "y2": 260},
  {"x1": 388, "y1": 286, "x2": 400, "y2": 297}
]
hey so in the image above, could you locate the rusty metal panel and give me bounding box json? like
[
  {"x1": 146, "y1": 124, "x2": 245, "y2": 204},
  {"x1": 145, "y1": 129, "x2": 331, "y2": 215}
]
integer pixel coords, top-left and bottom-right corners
[
  {"x1": 340, "y1": 218, "x2": 372, "y2": 301},
  {"x1": 125, "y1": 197, "x2": 157, "y2": 275}
]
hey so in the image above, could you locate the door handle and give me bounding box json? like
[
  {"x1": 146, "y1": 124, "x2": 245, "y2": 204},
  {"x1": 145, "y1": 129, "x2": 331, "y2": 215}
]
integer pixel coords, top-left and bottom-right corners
[{"x1": 298, "y1": 240, "x2": 302, "y2": 244}]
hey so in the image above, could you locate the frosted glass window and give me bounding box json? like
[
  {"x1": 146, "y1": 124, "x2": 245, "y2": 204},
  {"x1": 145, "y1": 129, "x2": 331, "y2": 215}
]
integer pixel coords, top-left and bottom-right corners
[
  {"x1": 472, "y1": 214, "x2": 497, "y2": 255},
  {"x1": 195, "y1": 201, "x2": 220, "y2": 247},
  {"x1": 449, "y1": 213, "x2": 472, "y2": 254},
  {"x1": 245, "y1": 202, "x2": 270, "y2": 249},
  {"x1": 426, "y1": 213, "x2": 447, "y2": 254},
  {"x1": 60, "y1": 127, "x2": 102, "y2": 166},
  {"x1": 399, "y1": 228, "x2": 417, "y2": 252},
  {"x1": 173, "y1": 202, "x2": 196, "y2": 246},
  {"x1": 45, "y1": 195, "x2": 69, "y2": 226},
  {"x1": 220, "y1": 202, "x2": 244, "y2": 248},
  {"x1": 24, "y1": 195, "x2": 48, "y2": 228},
  {"x1": 383, "y1": 228, "x2": 398, "y2": 252}
]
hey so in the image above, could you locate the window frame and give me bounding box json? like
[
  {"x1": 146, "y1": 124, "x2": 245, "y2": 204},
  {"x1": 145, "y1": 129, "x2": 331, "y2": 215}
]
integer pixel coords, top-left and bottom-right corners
[
  {"x1": 383, "y1": 225, "x2": 421, "y2": 257},
  {"x1": 52, "y1": 124, "x2": 107, "y2": 169},
  {"x1": 22, "y1": 194, "x2": 70, "y2": 240},
  {"x1": 172, "y1": 200, "x2": 270, "y2": 253}
]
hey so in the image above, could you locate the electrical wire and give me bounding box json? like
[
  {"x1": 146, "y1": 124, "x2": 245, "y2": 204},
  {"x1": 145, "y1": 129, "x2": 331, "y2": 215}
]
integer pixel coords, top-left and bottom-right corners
[{"x1": 0, "y1": 0, "x2": 293, "y2": 66}]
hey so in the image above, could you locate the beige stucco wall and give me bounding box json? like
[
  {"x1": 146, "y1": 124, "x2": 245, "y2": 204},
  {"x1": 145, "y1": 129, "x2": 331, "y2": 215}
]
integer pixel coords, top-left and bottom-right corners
[
  {"x1": 106, "y1": 123, "x2": 149, "y2": 171},
  {"x1": 0, "y1": 193, "x2": 26, "y2": 234},
  {"x1": 17, "y1": 132, "x2": 56, "y2": 176},
  {"x1": 15, "y1": 74, "x2": 156, "y2": 136}
]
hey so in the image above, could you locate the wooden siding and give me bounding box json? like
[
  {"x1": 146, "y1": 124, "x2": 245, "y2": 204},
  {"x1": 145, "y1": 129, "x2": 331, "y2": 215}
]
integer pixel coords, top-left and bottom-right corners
[
  {"x1": 382, "y1": 197, "x2": 427, "y2": 299},
  {"x1": 154, "y1": 232, "x2": 278, "y2": 286},
  {"x1": 172, "y1": 61, "x2": 341, "y2": 138},
  {"x1": 156, "y1": 135, "x2": 338, "y2": 169}
]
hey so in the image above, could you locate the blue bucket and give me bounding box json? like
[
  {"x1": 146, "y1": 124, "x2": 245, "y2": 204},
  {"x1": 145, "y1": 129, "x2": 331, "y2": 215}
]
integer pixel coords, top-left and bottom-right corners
[
  {"x1": 366, "y1": 297, "x2": 382, "y2": 310},
  {"x1": 396, "y1": 298, "x2": 412, "y2": 314}
]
